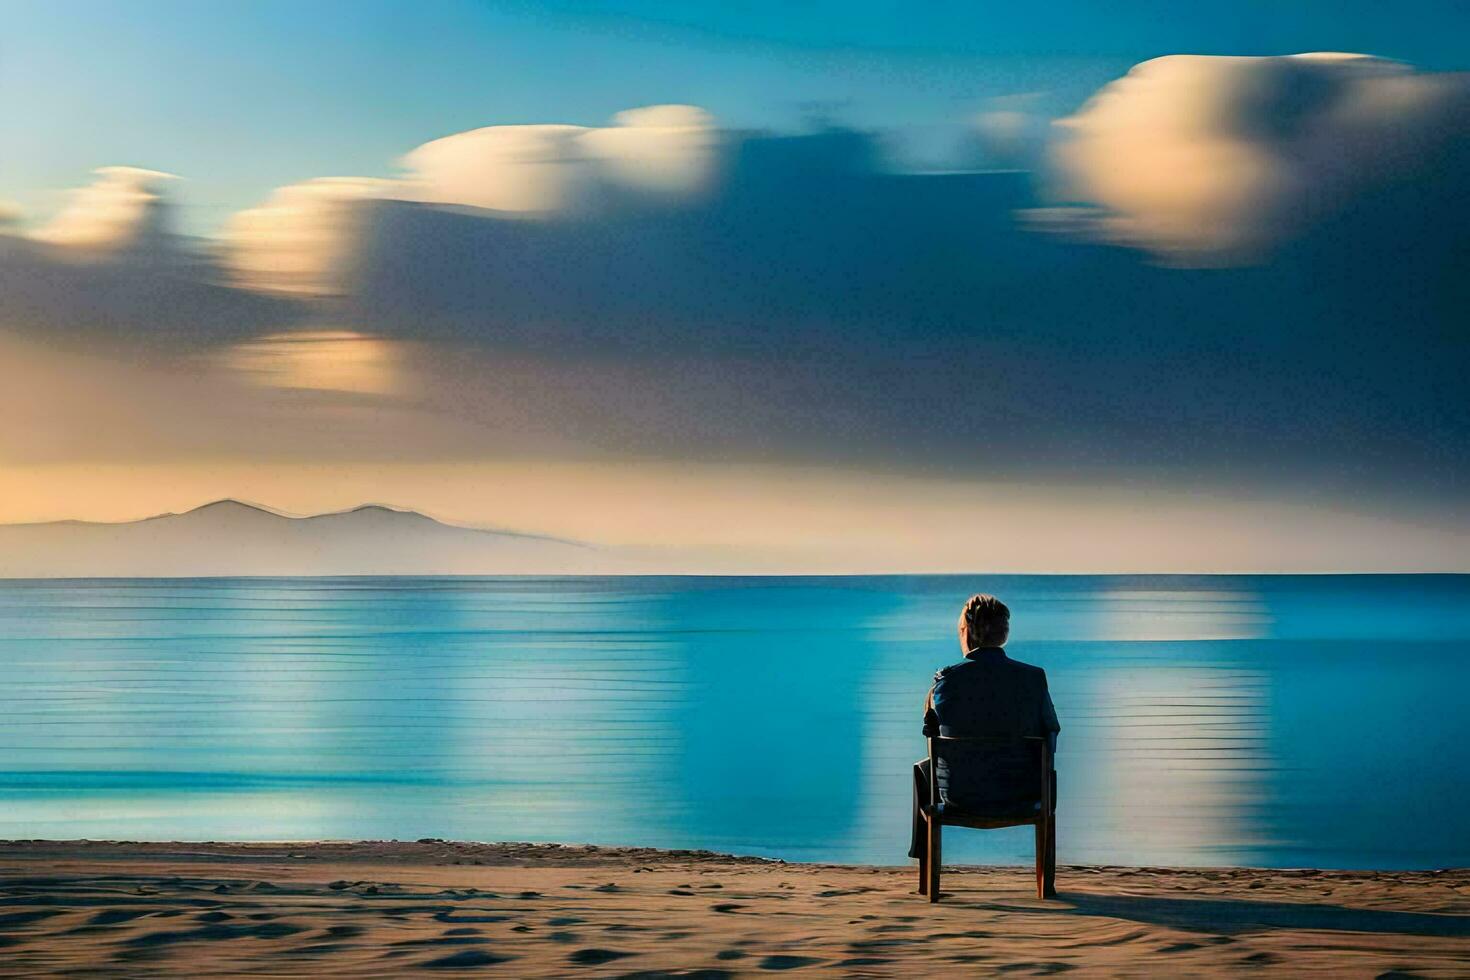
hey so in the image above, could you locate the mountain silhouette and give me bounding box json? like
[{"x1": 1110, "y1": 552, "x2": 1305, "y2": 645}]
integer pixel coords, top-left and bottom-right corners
[{"x1": 0, "y1": 499, "x2": 626, "y2": 577}]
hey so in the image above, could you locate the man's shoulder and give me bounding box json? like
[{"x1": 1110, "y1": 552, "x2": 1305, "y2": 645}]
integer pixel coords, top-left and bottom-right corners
[
  {"x1": 934, "y1": 653, "x2": 1046, "y2": 683},
  {"x1": 1005, "y1": 655, "x2": 1047, "y2": 677},
  {"x1": 933, "y1": 660, "x2": 966, "y2": 682}
]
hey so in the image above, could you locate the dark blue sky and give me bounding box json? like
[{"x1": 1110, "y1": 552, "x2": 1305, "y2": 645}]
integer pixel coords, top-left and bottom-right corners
[{"x1": 526, "y1": 1, "x2": 1470, "y2": 63}]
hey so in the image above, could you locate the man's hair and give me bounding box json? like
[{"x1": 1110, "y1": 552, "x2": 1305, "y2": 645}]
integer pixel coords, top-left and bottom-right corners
[{"x1": 959, "y1": 593, "x2": 1010, "y2": 649}]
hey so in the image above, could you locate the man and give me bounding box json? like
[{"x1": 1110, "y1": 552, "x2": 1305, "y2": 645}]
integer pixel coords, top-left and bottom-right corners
[{"x1": 910, "y1": 594, "x2": 1060, "y2": 892}]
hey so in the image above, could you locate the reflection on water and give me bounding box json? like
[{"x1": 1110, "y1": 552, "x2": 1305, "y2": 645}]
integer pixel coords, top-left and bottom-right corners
[{"x1": 0, "y1": 575, "x2": 1466, "y2": 868}]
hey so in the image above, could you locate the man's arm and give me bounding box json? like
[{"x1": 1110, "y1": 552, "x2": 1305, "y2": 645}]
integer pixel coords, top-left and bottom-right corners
[{"x1": 1040, "y1": 672, "x2": 1060, "y2": 755}]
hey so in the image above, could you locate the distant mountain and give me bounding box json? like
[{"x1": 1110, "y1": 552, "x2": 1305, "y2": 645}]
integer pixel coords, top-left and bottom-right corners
[{"x1": 0, "y1": 499, "x2": 630, "y2": 577}]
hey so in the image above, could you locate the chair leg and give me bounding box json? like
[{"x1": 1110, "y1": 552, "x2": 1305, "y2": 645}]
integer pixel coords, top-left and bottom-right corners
[
  {"x1": 1034, "y1": 820, "x2": 1046, "y2": 899},
  {"x1": 1043, "y1": 812, "x2": 1057, "y2": 898},
  {"x1": 917, "y1": 850, "x2": 928, "y2": 894},
  {"x1": 926, "y1": 818, "x2": 942, "y2": 903}
]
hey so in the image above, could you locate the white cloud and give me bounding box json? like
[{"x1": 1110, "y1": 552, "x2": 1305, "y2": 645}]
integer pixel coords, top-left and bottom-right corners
[
  {"x1": 402, "y1": 102, "x2": 718, "y2": 212},
  {"x1": 577, "y1": 103, "x2": 718, "y2": 198},
  {"x1": 220, "y1": 105, "x2": 719, "y2": 293},
  {"x1": 1045, "y1": 53, "x2": 1470, "y2": 263},
  {"x1": 30, "y1": 166, "x2": 179, "y2": 252},
  {"x1": 403, "y1": 124, "x2": 591, "y2": 213},
  {"x1": 221, "y1": 177, "x2": 399, "y2": 295}
]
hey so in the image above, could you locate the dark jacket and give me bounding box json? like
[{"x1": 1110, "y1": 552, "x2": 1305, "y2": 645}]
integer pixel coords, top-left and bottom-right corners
[{"x1": 927, "y1": 647, "x2": 1060, "y2": 810}]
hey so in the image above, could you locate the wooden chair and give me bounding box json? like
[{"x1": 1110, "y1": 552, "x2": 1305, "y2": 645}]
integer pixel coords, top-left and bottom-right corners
[{"x1": 919, "y1": 732, "x2": 1055, "y2": 902}]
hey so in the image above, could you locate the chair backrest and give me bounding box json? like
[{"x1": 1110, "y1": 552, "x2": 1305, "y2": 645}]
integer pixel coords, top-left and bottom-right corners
[{"x1": 928, "y1": 734, "x2": 1050, "y2": 813}]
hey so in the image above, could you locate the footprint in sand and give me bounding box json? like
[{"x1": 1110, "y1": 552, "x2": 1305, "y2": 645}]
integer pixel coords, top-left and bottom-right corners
[
  {"x1": 758, "y1": 954, "x2": 823, "y2": 970},
  {"x1": 433, "y1": 911, "x2": 511, "y2": 924},
  {"x1": 568, "y1": 947, "x2": 637, "y2": 965},
  {"x1": 710, "y1": 903, "x2": 745, "y2": 914},
  {"x1": 122, "y1": 921, "x2": 308, "y2": 948},
  {"x1": 993, "y1": 962, "x2": 1073, "y2": 974},
  {"x1": 389, "y1": 935, "x2": 492, "y2": 950},
  {"x1": 421, "y1": 949, "x2": 513, "y2": 968}
]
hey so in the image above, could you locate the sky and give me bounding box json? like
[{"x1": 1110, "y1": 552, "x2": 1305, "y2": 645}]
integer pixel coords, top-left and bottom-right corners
[{"x1": 1, "y1": 1, "x2": 1468, "y2": 571}]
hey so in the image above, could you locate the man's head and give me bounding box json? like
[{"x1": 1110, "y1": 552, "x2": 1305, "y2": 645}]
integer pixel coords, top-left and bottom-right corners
[{"x1": 958, "y1": 593, "x2": 1010, "y2": 651}]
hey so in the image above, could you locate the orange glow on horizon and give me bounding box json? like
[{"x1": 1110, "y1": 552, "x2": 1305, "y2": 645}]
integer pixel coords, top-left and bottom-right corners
[{"x1": 0, "y1": 460, "x2": 1465, "y2": 574}]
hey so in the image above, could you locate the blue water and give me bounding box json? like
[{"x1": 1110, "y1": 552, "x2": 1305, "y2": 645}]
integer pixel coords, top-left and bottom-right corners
[{"x1": 0, "y1": 575, "x2": 1466, "y2": 869}]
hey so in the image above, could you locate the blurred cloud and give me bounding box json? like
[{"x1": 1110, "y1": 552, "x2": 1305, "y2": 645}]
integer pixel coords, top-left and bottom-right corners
[
  {"x1": 30, "y1": 166, "x2": 179, "y2": 254},
  {"x1": 222, "y1": 177, "x2": 399, "y2": 295},
  {"x1": 1, "y1": 66, "x2": 1466, "y2": 521},
  {"x1": 406, "y1": 102, "x2": 718, "y2": 212},
  {"x1": 332, "y1": 126, "x2": 1010, "y2": 351},
  {"x1": 221, "y1": 330, "x2": 406, "y2": 396},
  {"x1": 1044, "y1": 53, "x2": 1470, "y2": 263},
  {"x1": 966, "y1": 94, "x2": 1049, "y2": 170},
  {"x1": 0, "y1": 233, "x2": 297, "y2": 347},
  {"x1": 221, "y1": 105, "x2": 719, "y2": 294},
  {"x1": 577, "y1": 104, "x2": 720, "y2": 197},
  {"x1": 0, "y1": 167, "x2": 296, "y2": 346},
  {"x1": 406, "y1": 123, "x2": 592, "y2": 213}
]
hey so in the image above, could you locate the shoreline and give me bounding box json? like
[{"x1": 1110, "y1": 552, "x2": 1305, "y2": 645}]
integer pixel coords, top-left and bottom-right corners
[
  {"x1": 2, "y1": 837, "x2": 1467, "y2": 873},
  {"x1": 1, "y1": 842, "x2": 1467, "y2": 976}
]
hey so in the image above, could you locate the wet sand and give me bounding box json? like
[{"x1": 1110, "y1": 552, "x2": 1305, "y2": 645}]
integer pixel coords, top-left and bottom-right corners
[{"x1": 0, "y1": 841, "x2": 1466, "y2": 977}]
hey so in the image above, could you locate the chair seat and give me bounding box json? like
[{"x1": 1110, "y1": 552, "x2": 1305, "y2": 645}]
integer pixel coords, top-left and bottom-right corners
[{"x1": 928, "y1": 798, "x2": 1043, "y2": 827}]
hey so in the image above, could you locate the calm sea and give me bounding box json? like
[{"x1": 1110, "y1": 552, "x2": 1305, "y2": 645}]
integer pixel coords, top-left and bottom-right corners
[{"x1": 0, "y1": 575, "x2": 1466, "y2": 869}]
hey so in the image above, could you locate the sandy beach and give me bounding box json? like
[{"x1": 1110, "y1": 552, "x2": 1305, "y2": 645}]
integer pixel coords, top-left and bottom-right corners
[{"x1": 0, "y1": 841, "x2": 1464, "y2": 977}]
